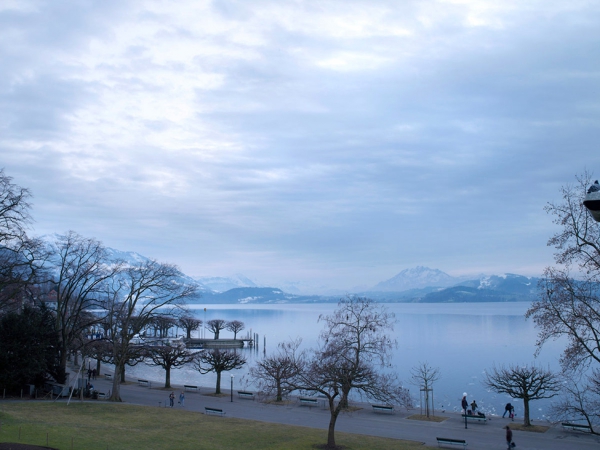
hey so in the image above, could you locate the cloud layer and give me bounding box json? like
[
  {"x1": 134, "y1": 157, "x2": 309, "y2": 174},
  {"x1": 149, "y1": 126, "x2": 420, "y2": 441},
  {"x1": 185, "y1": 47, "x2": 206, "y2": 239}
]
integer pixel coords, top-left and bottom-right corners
[{"x1": 2, "y1": 0, "x2": 600, "y2": 291}]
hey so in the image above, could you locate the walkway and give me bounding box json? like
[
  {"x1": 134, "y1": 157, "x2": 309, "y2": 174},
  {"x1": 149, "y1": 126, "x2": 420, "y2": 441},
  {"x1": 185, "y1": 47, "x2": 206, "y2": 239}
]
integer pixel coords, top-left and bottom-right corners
[{"x1": 73, "y1": 369, "x2": 600, "y2": 449}]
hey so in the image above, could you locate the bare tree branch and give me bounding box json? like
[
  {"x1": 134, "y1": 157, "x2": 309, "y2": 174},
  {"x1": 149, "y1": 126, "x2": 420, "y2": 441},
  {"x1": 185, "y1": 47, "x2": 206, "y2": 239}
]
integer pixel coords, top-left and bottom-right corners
[
  {"x1": 194, "y1": 349, "x2": 246, "y2": 394},
  {"x1": 483, "y1": 365, "x2": 560, "y2": 426},
  {"x1": 226, "y1": 320, "x2": 245, "y2": 339},
  {"x1": 290, "y1": 296, "x2": 411, "y2": 449}
]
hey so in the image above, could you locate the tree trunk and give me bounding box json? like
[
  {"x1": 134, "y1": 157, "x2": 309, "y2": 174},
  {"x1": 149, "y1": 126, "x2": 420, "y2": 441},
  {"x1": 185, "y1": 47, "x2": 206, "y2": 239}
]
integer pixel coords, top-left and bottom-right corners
[
  {"x1": 120, "y1": 365, "x2": 126, "y2": 383},
  {"x1": 523, "y1": 398, "x2": 531, "y2": 426},
  {"x1": 186, "y1": 329, "x2": 191, "y2": 339},
  {"x1": 110, "y1": 363, "x2": 123, "y2": 402},
  {"x1": 276, "y1": 380, "x2": 282, "y2": 402},
  {"x1": 326, "y1": 408, "x2": 341, "y2": 448},
  {"x1": 165, "y1": 366, "x2": 171, "y2": 388},
  {"x1": 215, "y1": 371, "x2": 222, "y2": 394},
  {"x1": 96, "y1": 359, "x2": 101, "y2": 374}
]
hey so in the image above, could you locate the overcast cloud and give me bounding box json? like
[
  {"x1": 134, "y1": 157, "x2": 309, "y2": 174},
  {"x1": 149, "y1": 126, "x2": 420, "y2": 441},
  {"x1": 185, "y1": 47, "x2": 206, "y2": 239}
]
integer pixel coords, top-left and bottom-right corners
[{"x1": 2, "y1": 0, "x2": 599, "y2": 292}]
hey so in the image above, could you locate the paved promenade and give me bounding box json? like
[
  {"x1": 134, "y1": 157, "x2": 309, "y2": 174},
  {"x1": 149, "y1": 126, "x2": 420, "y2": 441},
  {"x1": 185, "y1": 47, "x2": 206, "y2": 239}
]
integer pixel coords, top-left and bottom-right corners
[{"x1": 74, "y1": 370, "x2": 599, "y2": 449}]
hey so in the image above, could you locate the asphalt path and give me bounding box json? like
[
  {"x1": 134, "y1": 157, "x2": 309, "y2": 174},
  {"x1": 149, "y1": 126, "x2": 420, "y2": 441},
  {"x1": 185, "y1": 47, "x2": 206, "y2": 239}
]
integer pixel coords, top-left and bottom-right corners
[{"x1": 74, "y1": 370, "x2": 599, "y2": 449}]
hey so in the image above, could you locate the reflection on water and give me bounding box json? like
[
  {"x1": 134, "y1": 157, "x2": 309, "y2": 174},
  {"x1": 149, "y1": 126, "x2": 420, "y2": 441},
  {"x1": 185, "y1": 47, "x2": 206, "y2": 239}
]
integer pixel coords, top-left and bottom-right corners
[{"x1": 123, "y1": 302, "x2": 564, "y2": 421}]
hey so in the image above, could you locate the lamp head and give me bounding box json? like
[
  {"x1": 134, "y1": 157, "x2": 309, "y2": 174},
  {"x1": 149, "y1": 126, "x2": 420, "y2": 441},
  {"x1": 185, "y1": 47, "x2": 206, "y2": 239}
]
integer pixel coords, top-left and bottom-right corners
[{"x1": 584, "y1": 181, "x2": 600, "y2": 222}]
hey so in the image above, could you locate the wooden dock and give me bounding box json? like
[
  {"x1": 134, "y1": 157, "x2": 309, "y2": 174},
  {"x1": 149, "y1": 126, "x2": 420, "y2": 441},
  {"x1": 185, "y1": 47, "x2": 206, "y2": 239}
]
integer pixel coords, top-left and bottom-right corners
[{"x1": 184, "y1": 338, "x2": 254, "y2": 349}]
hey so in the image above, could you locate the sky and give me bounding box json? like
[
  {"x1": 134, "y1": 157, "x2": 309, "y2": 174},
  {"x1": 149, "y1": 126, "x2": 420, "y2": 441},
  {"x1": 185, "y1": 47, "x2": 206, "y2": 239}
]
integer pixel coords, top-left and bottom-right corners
[{"x1": 1, "y1": 0, "x2": 600, "y2": 293}]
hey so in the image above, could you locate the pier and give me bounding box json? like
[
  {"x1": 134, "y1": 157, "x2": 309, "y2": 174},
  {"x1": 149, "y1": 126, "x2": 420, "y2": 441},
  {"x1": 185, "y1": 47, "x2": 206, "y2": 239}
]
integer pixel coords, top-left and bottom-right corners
[{"x1": 184, "y1": 338, "x2": 254, "y2": 349}]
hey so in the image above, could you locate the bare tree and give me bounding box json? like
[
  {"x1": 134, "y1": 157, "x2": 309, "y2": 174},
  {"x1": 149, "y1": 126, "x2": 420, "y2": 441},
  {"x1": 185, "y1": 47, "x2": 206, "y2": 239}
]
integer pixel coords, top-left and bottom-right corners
[
  {"x1": 483, "y1": 365, "x2": 561, "y2": 426},
  {"x1": 226, "y1": 320, "x2": 245, "y2": 339},
  {"x1": 207, "y1": 319, "x2": 227, "y2": 339},
  {"x1": 0, "y1": 169, "x2": 44, "y2": 311},
  {"x1": 410, "y1": 362, "x2": 441, "y2": 418},
  {"x1": 103, "y1": 260, "x2": 197, "y2": 401},
  {"x1": 178, "y1": 315, "x2": 201, "y2": 339},
  {"x1": 250, "y1": 338, "x2": 304, "y2": 402},
  {"x1": 194, "y1": 349, "x2": 246, "y2": 394},
  {"x1": 291, "y1": 296, "x2": 411, "y2": 449},
  {"x1": 526, "y1": 173, "x2": 600, "y2": 423},
  {"x1": 47, "y1": 231, "x2": 122, "y2": 382},
  {"x1": 550, "y1": 372, "x2": 600, "y2": 434},
  {"x1": 151, "y1": 315, "x2": 176, "y2": 338},
  {"x1": 527, "y1": 172, "x2": 600, "y2": 370},
  {"x1": 146, "y1": 343, "x2": 197, "y2": 388}
]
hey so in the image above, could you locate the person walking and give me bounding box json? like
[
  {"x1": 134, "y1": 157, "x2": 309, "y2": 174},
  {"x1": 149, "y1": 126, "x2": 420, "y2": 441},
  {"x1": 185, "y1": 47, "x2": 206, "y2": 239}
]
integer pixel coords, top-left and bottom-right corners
[
  {"x1": 179, "y1": 391, "x2": 185, "y2": 407},
  {"x1": 461, "y1": 395, "x2": 468, "y2": 414},
  {"x1": 169, "y1": 391, "x2": 175, "y2": 407},
  {"x1": 505, "y1": 425, "x2": 514, "y2": 449},
  {"x1": 503, "y1": 402, "x2": 512, "y2": 418}
]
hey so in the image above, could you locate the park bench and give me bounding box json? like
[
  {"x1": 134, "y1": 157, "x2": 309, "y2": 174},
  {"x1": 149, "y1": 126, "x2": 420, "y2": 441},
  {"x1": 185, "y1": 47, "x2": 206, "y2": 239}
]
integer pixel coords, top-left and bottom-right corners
[
  {"x1": 96, "y1": 392, "x2": 106, "y2": 399},
  {"x1": 372, "y1": 404, "x2": 394, "y2": 414},
  {"x1": 238, "y1": 391, "x2": 255, "y2": 400},
  {"x1": 184, "y1": 385, "x2": 198, "y2": 392},
  {"x1": 436, "y1": 437, "x2": 467, "y2": 448},
  {"x1": 104, "y1": 373, "x2": 112, "y2": 380},
  {"x1": 461, "y1": 413, "x2": 487, "y2": 424},
  {"x1": 205, "y1": 407, "x2": 225, "y2": 416},
  {"x1": 137, "y1": 379, "x2": 150, "y2": 387},
  {"x1": 562, "y1": 422, "x2": 592, "y2": 433},
  {"x1": 299, "y1": 397, "x2": 319, "y2": 407}
]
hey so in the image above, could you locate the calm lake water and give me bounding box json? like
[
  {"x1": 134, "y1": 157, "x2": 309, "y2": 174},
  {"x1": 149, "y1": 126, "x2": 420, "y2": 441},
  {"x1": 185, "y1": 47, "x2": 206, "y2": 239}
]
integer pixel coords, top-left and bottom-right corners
[{"x1": 122, "y1": 302, "x2": 565, "y2": 421}]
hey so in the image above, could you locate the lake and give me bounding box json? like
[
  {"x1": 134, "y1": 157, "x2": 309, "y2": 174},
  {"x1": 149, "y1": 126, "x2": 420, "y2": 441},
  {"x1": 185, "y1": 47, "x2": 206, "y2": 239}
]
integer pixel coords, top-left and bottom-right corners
[{"x1": 122, "y1": 301, "x2": 565, "y2": 421}]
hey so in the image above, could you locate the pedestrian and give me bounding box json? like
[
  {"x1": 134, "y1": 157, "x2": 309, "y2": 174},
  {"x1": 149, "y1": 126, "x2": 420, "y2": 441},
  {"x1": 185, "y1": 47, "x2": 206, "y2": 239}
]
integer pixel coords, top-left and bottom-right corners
[
  {"x1": 505, "y1": 425, "x2": 514, "y2": 449},
  {"x1": 169, "y1": 391, "x2": 175, "y2": 407},
  {"x1": 470, "y1": 400, "x2": 477, "y2": 413},
  {"x1": 179, "y1": 391, "x2": 185, "y2": 407},
  {"x1": 503, "y1": 402, "x2": 512, "y2": 418},
  {"x1": 461, "y1": 395, "x2": 468, "y2": 414}
]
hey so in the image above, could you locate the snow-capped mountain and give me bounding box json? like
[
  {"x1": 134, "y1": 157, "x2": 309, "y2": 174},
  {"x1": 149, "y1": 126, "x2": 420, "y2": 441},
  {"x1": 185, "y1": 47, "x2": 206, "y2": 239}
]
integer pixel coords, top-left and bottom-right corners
[
  {"x1": 455, "y1": 273, "x2": 538, "y2": 295},
  {"x1": 370, "y1": 266, "x2": 458, "y2": 292},
  {"x1": 37, "y1": 233, "x2": 209, "y2": 293},
  {"x1": 195, "y1": 274, "x2": 257, "y2": 293},
  {"x1": 35, "y1": 235, "x2": 541, "y2": 303}
]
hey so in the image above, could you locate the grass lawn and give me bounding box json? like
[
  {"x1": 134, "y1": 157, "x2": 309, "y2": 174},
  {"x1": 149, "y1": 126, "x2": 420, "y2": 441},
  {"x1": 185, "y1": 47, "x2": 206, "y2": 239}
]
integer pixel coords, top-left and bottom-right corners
[{"x1": 0, "y1": 402, "x2": 432, "y2": 450}]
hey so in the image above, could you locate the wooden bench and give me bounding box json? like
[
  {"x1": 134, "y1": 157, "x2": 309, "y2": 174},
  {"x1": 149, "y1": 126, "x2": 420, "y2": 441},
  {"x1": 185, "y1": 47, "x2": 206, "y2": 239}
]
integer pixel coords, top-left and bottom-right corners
[
  {"x1": 205, "y1": 407, "x2": 225, "y2": 416},
  {"x1": 238, "y1": 391, "x2": 255, "y2": 400},
  {"x1": 104, "y1": 373, "x2": 112, "y2": 380},
  {"x1": 96, "y1": 392, "x2": 106, "y2": 399},
  {"x1": 184, "y1": 385, "x2": 198, "y2": 392},
  {"x1": 137, "y1": 379, "x2": 150, "y2": 387},
  {"x1": 461, "y1": 414, "x2": 487, "y2": 423},
  {"x1": 436, "y1": 437, "x2": 467, "y2": 448},
  {"x1": 372, "y1": 404, "x2": 394, "y2": 414},
  {"x1": 299, "y1": 397, "x2": 319, "y2": 407},
  {"x1": 562, "y1": 422, "x2": 592, "y2": 433}
]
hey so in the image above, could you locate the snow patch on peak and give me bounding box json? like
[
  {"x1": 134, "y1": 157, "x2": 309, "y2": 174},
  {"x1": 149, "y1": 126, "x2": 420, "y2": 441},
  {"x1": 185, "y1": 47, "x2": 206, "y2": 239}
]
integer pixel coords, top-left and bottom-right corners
[{"x1": 371, "y1": 266, "x2": 457, "y2": 292}]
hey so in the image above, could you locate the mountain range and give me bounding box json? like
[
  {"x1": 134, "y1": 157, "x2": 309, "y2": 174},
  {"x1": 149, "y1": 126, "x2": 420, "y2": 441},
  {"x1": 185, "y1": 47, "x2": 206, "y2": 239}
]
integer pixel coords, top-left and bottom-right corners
[{"x1": 38, "y1": 235, "x2": 541, "y2": 304}]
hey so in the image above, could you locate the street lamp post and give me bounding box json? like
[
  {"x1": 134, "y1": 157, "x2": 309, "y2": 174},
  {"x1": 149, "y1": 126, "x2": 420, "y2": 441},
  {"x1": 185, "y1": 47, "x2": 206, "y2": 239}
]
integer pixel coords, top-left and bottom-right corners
[{"x1": 230, "y1": 375, "x2": 234, "y2": 402}]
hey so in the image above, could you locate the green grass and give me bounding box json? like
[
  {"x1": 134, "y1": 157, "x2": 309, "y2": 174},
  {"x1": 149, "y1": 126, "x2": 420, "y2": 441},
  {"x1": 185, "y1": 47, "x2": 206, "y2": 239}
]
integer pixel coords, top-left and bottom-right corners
[{"x1": 0, "y1": 402, "x2": 432, "y2": 450}]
